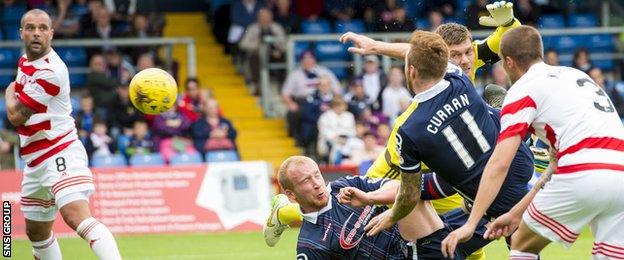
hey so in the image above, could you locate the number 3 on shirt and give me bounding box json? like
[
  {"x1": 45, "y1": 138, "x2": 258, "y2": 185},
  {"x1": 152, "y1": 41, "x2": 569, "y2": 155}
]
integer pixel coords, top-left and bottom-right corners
[{"x1": 577, "y1": 78, "x2": 615, "y2": 113}]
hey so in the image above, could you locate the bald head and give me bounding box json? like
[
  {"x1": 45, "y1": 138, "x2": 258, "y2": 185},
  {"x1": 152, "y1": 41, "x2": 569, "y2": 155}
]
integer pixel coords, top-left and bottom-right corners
[
  {"x1": 278, "y1": 156, "x2": 315, "y2": 190},
  {"x1": 500, "y1": 25, "x2": 543, "y2": 70},
  {"x1": 21, "y1": 9, "x2": 52, "y2": 28}
]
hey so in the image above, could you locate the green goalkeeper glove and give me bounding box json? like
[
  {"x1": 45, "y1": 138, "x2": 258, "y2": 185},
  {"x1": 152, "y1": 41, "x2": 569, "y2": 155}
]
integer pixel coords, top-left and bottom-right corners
[{"x1": 479, "y1": 1, "x2": 515, "y2": 27}]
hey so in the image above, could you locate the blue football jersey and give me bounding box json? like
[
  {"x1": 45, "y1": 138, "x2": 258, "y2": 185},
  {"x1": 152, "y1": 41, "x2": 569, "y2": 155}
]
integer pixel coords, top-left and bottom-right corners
[
  {"x1": 395, "y1": 64, "x2": 534, "y2": 217},
  {"x1": 296, "y1": 176, "x2": 412, "y2": 260}
]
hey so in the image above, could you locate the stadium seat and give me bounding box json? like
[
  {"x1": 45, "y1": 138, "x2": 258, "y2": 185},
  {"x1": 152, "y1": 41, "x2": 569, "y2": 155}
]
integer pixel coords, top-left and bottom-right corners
[
  {"x1": 0, "y1": 75, "x2": 13, "y2": 88},
  {"x1": 568, "y1": 13, "x2": 598, "y2": 27},
  {"x1": 205, "y1": 150, "x2": 239, "y2": 163},
  {"x1": 328, "y1": 66, "x2": 347, "y2": 79},
  {"x1": 444, "y1": 16, "x2": 466, "y2": 25},
  {"x1": 592, "y1": 59, "x2": 614, "y2": 71},
  {"x1": 2, "y1": 25, "x2": 21, "y2": 40},
  {"x1": 301, "y1": 19, "x2": 331, "y2": 34},
  {"x1": 294, "y1": 42, "x2": 311, "y2": 60},
  {"x1": 334, "y1": 20, "x2": 365, "y2": 33},
  {"x1": 129, "y1": 153, "x2": 165, "y2": 166},
  {"x1": 0, "y1": 49, "x2": 18, "y2": 68},
  {"x1": 314, "y1": 41, "x2": 349, "y2": 61},
  {"x1": 56, "y1": 48, "x2": 88, "y2": 66},
  {"x1": 70, "y1": 73, "x2": 87, "y2": 87},
  {"x1": 1, "y1": 4, "x2": 27, "y2": 25},
  {"x1": 414, "y1": 18, "x2": 429, "y2": 30},
  {"x1": 581, "y1": 34, "x2": 615, "y2": 52},
  {"x1": 91, "y1": 154, "x2": 128, "y2": 168},
  {"x1": 170, "y1": 152, "x2": 203, "y2": 165},
  {"x1": 551, "y1": 35, "x2": 580, "y2": 54},
  {"x1": 0, "y1": 99, "x2": 6, "y2": 115},
  {"x1": 538, "y1": 14, "x2": 565, "y2": 28}
]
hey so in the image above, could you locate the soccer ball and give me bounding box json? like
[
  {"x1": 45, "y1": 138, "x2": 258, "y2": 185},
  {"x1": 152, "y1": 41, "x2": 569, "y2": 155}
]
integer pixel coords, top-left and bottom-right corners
[{"x1": 129, "y1": 68, "x2": 178, "y2": 115}]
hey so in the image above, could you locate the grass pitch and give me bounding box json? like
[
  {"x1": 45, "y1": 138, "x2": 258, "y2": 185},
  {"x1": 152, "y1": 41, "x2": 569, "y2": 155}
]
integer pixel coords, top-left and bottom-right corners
[{"x1": 9, "y1": 228, "x2": 591, "y2": 259}]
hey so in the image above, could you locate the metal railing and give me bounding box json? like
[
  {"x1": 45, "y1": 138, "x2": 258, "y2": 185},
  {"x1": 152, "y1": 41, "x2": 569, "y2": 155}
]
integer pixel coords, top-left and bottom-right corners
[
  {"x1": 258, "y1": 26, "x2": 624, "y2": 117},
  {"x1": 0, "y1": 37, "x2": 197, "y2": 79}
]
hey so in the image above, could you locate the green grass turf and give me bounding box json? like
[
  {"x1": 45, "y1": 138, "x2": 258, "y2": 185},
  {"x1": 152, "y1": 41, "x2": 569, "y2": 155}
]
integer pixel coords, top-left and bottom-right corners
[{"x1": 9, "y1": 228, "x2": 591, "y2": 259}]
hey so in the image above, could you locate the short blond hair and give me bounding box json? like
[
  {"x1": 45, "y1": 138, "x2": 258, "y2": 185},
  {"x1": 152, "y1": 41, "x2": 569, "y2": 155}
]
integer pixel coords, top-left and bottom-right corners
[
  {"x1": 434, "y1": 23, "x2": 472, "y2": 46},
  {"x1": 407, "y1": 30, "x2": 449, "y2": 81},
  {"x1": 278, "y1": 156, "x2": 311, "y2": 190}
]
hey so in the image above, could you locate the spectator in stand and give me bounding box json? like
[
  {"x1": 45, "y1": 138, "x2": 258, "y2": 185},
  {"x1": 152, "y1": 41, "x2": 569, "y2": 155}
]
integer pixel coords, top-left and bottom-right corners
[
  {"x1": 317, "y1": 96, "x2": 356, "y2": 160},
  {"x1": 358, "y1": 107, "x2": 388, "y2": 135},
  {"x1": 83, "y1": 6, "x2": 124, "y2": 55},
  {"x1": 191, "y1": 100, "x2": 238, "y2": 156},
  {"x1": 344, "y1": 79, "x2": 371, "y2": 118},
  {"x1": 89, "y1": 121, "x2": 114, "y2": 158},
  {"x1": 573, "y1": 47, "x2": 593, "y2": 73},
  {"x1": 136, "y1": 53, "x2": 156, "y2": 71},
  {"x1": 239, "y1": 8, "x2": 286, "y2": 95},
  {"x1": 491, "y1": 62, "x2": 510, "y2": 89},
  {"x1": 358, "y1": 55, "x2": 386, "y2": 111},
  {"x1": 293, "y1": 0, "x2": 323, "y2": 19},
  {"x1": 300, "y1": 75, "x2": 335, "y2": 157},
  {"x1": 80, "y1": 0, "x2": 105, "y2": 35},
  {"x1": 385, "y1": 6, "x2": 414, "y2": 32},
  {"x1": 589, "y1": 67, "x2": 624, "y2": 117},
  {"x1": 103, "y1": 0, "x2": 136, "y2": 22},
  {"x1": 106, "y1": 50, "x2": 134, "y2": 85},
  {"x1": 108, "y1": 85, "x2": 143, "y2": 137},
  {"x1": 74, "y1": 94, "x2": 97, "y2": 145},
  {"x1": 466, "y1": 0, "x2": 489, "y2": 30},
  {"x1": 381, "y1": 67, "x2": 410, "y2": 118},
  {"x1": 345, "y1": 131, "x2": 384, "y2": 167},
  {"x1": 124, "y1": 13, "x2": 156, "y2": 62},
  {"x1": 229, "y1": 0, "x2": 263, "y2": 46},
  {"x1": 369, "y1": 0, "x2": 400, "y2": 32},
  {"x1": 152, "y1": 106, "x2": 196, "y2": 162},
  {"x1": 48, "y1": 0, "x2": 81, "y2": 38},
  {"x1": 324, "y1": 0, "x2": 356, "y2": 22},
  {"x1": 178, "y1": 78, "x2": 204, "y2": 122},
  {"x1": 273, "y1": 0, "x2": 299, "y2": 34},
  {"x1": 119, "y1": 120, "x2": 154, "y2": 158},
  {"x1": 86, "y1": 53, "x2": 119, "y2": 109},
  {"x1": 329, "y1": 132, "x2": 364, "y2": 165},
  {"x1": 545, "y1": 48, "x2": 559, "y2": 66},
  {"x1": 424, "y1": 0, "x2": 455, "y2": 17},
  {"x1": 426, "y1": 10, "x2": 444, "y2": 31},
  {"x1": 376, "y1": 123, "x2": 391, "y2": 145},
  {"x1": 71, "y1": 0, "x2": 90, "y2": 18},
  {"x1": 281, "y1": 51, "x2": 340, "y2": 146},
  {"x1": 514, "y1": 0, "x2": 540, "y2": 27}
]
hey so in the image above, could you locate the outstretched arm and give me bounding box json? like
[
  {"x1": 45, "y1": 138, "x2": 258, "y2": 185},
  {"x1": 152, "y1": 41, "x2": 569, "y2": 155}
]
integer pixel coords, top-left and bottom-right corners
[
  {"x1": 364, "y1": 171, "x2": 421, "y2": 236},
  {"x1": 484, "y1": 148, "x2": 557, "y2": 239},
  {"x1": 337, "y1": 180, "x2": 400, "y2": 207},
  {"x1": 339, "y1": 32, "x2": 410, "y2": 60}
]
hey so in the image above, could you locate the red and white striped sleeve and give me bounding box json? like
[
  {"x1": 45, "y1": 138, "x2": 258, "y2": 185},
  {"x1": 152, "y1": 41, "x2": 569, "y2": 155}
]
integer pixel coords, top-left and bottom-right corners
[
  {"x1": 15, "y1": 69, "x2": 60, "y2": 113},
  {"x1": 498, "y1": 90, "x2": 538, "y2": 143}
]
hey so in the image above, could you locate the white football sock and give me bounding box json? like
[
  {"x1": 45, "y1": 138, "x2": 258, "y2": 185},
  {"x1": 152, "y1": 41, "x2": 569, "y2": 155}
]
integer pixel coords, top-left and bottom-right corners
[
  {"x1": 32, "y1": 233, "x2": 62, "y2": 260},
  {"x1": 510, "y1": 249, "x2": 539, "y2": 260},
  {"x1": 76, "y1": 217, "x2": 121, "y2": 260}
]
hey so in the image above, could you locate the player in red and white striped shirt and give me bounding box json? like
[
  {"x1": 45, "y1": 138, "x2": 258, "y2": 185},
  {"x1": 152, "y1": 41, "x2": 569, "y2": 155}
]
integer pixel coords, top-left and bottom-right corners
[
  {"x1": 442, "y1": 26, "x2": 624, "y2": 260},
  {"x1": 4, "y1": 9, "x2": 121, "y2": 259}
]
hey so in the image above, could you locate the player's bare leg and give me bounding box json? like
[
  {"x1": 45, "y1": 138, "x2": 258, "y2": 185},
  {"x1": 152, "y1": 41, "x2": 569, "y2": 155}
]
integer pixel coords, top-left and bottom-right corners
[
  {"x1": 60, "y1": 200, "x2": 122, "y2": 260},
  {"x1": 26, "y1": 219, "x2": 62, "y2": 260},
  {"x1": 509, "y1": 221, "x2": 550, "y2": 259}
]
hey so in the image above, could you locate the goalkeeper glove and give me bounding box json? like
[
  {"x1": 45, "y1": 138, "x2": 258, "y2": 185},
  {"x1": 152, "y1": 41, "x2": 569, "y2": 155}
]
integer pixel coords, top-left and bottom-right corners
[{"x1": 479, "y1": 1, "x2": 515, "y2": 27}]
